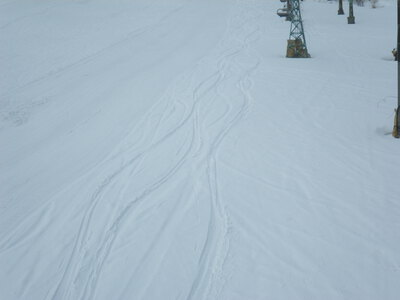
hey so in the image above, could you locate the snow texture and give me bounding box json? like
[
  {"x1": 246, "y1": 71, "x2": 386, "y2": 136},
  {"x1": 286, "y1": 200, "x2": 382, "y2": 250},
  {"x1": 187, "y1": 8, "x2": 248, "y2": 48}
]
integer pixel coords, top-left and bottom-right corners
[{"x1": 0, "y1": 0, "x2": 399, "y2": 299}]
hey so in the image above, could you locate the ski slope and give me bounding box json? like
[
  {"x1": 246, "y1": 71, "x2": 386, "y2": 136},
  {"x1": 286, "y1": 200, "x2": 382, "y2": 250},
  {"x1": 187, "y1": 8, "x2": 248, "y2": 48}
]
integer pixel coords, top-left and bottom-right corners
[{"x1": 0, "y1": 0, "x2": 399, "y2": 299}]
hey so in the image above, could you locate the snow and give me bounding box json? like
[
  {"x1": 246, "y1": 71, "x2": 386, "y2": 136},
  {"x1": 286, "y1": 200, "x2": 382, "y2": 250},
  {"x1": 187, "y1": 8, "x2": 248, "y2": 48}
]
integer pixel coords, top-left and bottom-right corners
[{"x1": 0, "y1": 0, "x2": 399, "y2": 299}]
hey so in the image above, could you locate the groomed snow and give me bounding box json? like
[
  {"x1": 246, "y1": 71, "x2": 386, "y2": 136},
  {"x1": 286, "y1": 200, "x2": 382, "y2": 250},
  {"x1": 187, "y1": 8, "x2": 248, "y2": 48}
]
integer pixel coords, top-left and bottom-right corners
[{"x1": 0, "y1": 0, "x2": 399, "y2": 299}]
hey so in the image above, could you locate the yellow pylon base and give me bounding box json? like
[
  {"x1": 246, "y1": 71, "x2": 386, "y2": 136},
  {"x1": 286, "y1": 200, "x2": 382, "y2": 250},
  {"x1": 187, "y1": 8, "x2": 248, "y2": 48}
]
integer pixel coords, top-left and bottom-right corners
[{"x1": 393, "y1": 108, "x2": 399, "y2": 138}]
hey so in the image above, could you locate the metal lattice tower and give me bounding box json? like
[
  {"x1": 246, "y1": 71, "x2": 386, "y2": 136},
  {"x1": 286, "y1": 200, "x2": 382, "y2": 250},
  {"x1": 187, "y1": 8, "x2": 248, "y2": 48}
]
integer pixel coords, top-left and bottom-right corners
[{"x1": 286, "y1": 0, "x2": 310, "y2": 58}]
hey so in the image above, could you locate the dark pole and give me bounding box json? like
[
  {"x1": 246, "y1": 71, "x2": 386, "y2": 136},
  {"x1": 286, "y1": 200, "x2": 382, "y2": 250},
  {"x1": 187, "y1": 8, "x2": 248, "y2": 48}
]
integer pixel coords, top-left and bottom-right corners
[
  {"x1": 348, "y1": 0, "x2": 355, "y2": 24},
  {"x1": 395, "y1": 0, "x2": 400, "y2": 138},
  {"x1": 398, "y1": 0, "x2": 400, "y2": 131},
  {"x1": 338, "y1": 0, "x2": 344, "y2": 15}
]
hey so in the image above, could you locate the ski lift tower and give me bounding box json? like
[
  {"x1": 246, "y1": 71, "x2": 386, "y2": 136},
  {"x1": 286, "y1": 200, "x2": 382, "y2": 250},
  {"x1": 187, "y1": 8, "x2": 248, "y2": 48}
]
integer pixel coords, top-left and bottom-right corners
[{"x1": 286, "y1": 0, "x2": 310, "y2": 58}]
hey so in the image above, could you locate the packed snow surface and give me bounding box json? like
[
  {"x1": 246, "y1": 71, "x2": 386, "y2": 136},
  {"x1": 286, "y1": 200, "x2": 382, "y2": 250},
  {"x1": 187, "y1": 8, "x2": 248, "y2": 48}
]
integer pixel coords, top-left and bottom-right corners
[{"x1": 1, "y1": 0, "x2": 399, "y2": 299}]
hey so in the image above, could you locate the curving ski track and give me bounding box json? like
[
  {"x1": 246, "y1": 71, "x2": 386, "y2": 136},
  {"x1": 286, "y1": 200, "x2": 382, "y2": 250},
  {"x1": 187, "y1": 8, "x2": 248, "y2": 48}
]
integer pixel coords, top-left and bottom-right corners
[
  {"x1": 1, "y1": 1, "x2": 264, "y2": 299},
  {"x1": 2, "y1": 1, "x2": 400, "y2": 300}
]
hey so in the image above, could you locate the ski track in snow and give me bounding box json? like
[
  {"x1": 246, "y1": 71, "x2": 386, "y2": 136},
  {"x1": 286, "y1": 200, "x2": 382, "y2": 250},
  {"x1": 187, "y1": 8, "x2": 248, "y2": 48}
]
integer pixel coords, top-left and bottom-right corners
[
  {"x1": 1, "y1": 1, "x2": 264, "y2": 299},
  {"x1": 2, "y1": 1, "x2": 399, "y2": 300},
  {"x1": 55, "y1": 1, "x2": 264, "y2": 299},
  {"x1": 0, "y1": 1, "x2": 182, "y2": 100}
]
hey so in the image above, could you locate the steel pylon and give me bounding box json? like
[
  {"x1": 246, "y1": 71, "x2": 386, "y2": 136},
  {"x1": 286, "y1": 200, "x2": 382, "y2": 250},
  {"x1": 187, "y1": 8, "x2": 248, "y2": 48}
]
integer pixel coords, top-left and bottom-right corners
[{"x1": 286, "y1": 0, "x2": 310, "y2": 58}]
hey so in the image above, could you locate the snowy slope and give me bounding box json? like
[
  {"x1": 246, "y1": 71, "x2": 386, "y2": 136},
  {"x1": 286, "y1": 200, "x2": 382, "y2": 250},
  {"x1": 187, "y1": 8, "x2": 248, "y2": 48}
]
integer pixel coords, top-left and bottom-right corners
[{"x1": 1, "y1": 0, "x2": 399, "y2": 299}]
